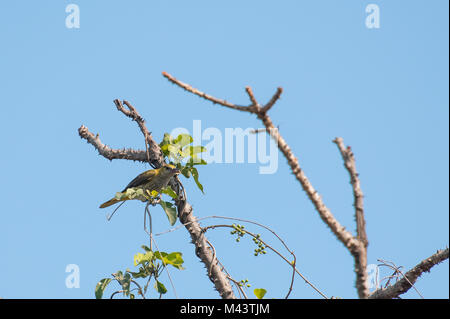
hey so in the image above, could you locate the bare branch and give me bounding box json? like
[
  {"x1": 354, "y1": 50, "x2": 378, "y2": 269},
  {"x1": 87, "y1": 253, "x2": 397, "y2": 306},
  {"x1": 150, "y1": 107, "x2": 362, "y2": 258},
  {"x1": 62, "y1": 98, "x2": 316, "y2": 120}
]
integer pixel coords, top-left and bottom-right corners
[
  {"x1": 370, "y1": 248, "x2": 449, "y2": 299},
  {"x1": 161, "y1": 72, "x2": 376, "y2": 297},
  {"x1": 333, "y1": 137, "x2": 368, "y2": 247},
  {"x1": 161, "y1": 73, "x2": 447, "y2": 299},
  {"x1": 162, "y1": 71, "x2": 252, "y2": 113},
  {"x1": 78, "y1": 125, "x2": 148, "y2": 162},
  {"x1": 377, "y1": 259, "x2": 424, "y2": 299},
  {"x1": 333, "y1": 137, "x2": 369, "y2": 298},
  {"x1": 262, "y1": 87, "x2": 283, "y2": 113},
  {"x1": 245, "y1": 86, "x2": 259, "y2": 107},
  {"x1": 113, "y1": 99, "x2": 162, "y2": 168}
]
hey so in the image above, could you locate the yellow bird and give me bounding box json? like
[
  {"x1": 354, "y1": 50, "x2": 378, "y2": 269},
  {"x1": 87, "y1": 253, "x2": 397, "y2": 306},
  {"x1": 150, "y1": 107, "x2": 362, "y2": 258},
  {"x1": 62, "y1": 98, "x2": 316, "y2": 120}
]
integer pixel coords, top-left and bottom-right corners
[{"x1": 99, "y1": 164, "x2": 180, "y2": 208}]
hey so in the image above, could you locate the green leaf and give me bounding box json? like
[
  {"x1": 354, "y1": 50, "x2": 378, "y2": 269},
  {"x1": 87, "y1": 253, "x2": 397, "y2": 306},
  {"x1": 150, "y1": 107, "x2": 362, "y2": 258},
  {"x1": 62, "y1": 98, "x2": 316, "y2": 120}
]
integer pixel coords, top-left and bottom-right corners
[
  {"x1": 174, "y1": 134, "x2": 193, "y2": 148},
  {"x1": 159, "y1": 200, "x2": 177, "y2": 226},
  {"x1": 134, "y1": 251, "x2": 154, "y2": 266},
  {"x1": 160, "y1": 143, "x2": 171, "y2": 157},
  {"x1": 183, "y1": 145, "x2": 207, "y2": 157},
  {"x1": 254, "y1": 288, "x2": 267, "y2": 299},
  {"x1": 187, "y1": 158, "x2": 207, "y2": 166},
  {"x1": 167, "y1": 144, "x2": 180, "y2": 156},
  {"x1": 95, "y1": 278, "x2": 112, "y2": 299},
  {"x1": 148, "y1": 190, "x2": 159, "y2": 198},
  {"x1": 155, "y1": 280, "x2": 167, "y2": 294},
  {"x1": 141, "y1": 245, "x2": 151, "y2": 252},
  {"x1": 154, "y1": 251, "x2": 185, "y2": 270},
  {"x1": 190, "y1": 167, "x2": 204, "y2": 193},
  {"x1": 165, "y1": 252, "x2": 185, "y2": 270},
  {"x1": 161, "y1": 186, "x2": 178, "y2": 199},
  {"x1": 181, "y1": 167, "x2": 191, "y2": 178},
  {"x1": 129, "y1": 266, "x2": 151, "y2": 279},
  {"x1": 121, "y1": 273, "x2": 131, "y2": 296},
  {"x1": 160, "y1": 133, "x2": 174, "y2": 146},
  {"x1": 112, "y1": 271, "x2": 131, "y2": 297},
  {"x1": 115, "y1": 188, "x2": 148, "y2": 201}
]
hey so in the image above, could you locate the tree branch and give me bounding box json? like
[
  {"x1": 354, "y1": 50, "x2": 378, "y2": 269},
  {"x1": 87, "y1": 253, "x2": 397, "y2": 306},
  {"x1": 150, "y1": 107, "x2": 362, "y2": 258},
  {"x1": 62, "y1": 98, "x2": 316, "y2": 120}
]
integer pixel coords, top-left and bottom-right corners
[
  {"x1": 78, "y1": 100, "x2": 236, "y2": 299},
  {"x1": 78, "y1": 125, "x2": 149, "y2": 162},
  {"x1": 163, "y1": 71, "x2": 253, "y2": 113},
  {"x1": 333, "y1": 137, "x2": 368, "y2": 247},
  {"x1": 369, "y1": 248, "x2": 449, "y2": 299},
  {"x1": 162, "y1": 72, "x2": 370, "y2": 298},
  {"x1": 333, "y1": 137, "x2": 369, "y2": 298}
]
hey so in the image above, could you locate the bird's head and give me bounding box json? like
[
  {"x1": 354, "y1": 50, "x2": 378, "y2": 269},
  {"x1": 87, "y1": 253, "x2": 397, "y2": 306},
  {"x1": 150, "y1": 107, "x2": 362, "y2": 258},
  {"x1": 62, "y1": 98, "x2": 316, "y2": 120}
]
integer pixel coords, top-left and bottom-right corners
[{"x1": 159, "y1": 163, "x2": 181, "y2": 179}]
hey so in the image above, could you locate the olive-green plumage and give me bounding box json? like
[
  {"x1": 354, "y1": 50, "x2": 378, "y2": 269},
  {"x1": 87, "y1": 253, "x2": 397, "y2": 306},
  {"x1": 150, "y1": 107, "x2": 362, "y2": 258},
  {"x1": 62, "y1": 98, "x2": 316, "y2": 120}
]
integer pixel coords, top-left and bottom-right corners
[{"x1": 99, "y1": 164, "x2": 180, "y2": 208}]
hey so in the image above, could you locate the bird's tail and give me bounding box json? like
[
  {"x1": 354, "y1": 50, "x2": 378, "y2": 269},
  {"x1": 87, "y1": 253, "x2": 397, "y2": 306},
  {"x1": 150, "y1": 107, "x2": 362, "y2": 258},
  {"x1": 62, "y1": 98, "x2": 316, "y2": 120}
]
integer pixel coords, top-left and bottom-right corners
[{"x1": 99, "y1": 198, "x2": 122, "y2": 208}]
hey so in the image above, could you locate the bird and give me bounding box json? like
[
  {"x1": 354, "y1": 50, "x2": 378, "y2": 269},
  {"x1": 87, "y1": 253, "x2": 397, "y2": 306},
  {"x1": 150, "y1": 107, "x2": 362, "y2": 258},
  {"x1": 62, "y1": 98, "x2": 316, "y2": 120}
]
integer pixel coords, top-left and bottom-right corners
[{"x1": 99, "y1": 164, "x2": 180, "y2": 208}]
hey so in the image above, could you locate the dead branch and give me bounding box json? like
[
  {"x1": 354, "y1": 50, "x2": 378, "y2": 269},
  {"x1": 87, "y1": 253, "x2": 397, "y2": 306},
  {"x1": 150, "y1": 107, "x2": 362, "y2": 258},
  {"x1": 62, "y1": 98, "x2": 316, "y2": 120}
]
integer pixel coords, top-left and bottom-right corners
[
  {"x1": 369, "y1": 248, "x2": 449, "y2": 299},
  {"x1": 78, "y1": 125, "x2": 148, "y2": 162},
  {"x1": 162, "y1": 72, "x2": 371, "y2": 298},
  {"x1": 333, "y1": 137, "x2": 369, "y2": 298},
  {"x1": 78, "y1": 100, "x2": 236, "y2": 299},
  {"x1": 377, "y1": 259, "x2": 424, "y2": 298}
]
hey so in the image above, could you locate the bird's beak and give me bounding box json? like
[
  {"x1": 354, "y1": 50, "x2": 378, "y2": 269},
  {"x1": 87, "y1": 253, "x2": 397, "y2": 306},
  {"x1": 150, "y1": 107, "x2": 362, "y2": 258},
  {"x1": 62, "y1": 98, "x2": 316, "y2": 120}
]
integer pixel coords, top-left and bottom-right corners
[{"x1": 172, "y1": 168, "x2": 181, "y2": 175}]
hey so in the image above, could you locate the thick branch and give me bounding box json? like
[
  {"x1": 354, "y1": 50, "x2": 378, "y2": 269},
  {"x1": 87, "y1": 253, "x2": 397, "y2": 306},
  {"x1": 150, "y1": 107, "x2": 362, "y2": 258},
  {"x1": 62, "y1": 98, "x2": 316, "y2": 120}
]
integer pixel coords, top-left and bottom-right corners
[
  {"x1": 369, "y1": 248, "x2": 449, "y2": 299},
  {"x1": 78, "y1": 100, "x2": 235, "y2": 299}
]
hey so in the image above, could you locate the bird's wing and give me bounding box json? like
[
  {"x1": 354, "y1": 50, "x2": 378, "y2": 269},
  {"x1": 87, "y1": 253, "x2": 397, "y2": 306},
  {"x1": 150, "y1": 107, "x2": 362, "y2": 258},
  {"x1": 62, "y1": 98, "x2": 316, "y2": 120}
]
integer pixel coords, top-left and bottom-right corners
[{"x1": 122, "y1": 169, "x2": 156, "y2": 192}]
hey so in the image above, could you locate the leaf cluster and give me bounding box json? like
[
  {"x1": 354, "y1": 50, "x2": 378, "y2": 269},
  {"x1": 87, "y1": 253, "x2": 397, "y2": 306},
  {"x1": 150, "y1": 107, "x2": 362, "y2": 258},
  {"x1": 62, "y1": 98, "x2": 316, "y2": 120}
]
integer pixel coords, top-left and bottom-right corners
[
  {"x1": 160, "y1": 133, "x2": 207, "y2": 193},
  {"x1": 95, "y1": 245, "x2": 184, "y2": 299}
]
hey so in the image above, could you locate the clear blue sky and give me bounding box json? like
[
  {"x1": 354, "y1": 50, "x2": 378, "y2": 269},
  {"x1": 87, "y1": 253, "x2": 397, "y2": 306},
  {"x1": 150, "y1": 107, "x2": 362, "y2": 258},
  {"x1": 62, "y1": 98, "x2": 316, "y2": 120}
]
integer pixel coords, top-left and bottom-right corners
[{"x1": 0, "y1": 1, "x2": 448, "y2": 299}]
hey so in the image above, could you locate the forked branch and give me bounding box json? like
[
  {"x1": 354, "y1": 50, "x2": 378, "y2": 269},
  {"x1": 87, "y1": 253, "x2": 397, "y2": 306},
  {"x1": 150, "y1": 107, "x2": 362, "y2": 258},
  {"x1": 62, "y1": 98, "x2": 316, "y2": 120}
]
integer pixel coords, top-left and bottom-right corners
[
  {"x1": 162, "y1": 72, "x2": 371, "y2": 298},
  {"x1": 369, "y1": 248, "x2": 449, "y2": 299},
  {"x1": 78, "y1": 100, "x2": 235, "y2": 299}
]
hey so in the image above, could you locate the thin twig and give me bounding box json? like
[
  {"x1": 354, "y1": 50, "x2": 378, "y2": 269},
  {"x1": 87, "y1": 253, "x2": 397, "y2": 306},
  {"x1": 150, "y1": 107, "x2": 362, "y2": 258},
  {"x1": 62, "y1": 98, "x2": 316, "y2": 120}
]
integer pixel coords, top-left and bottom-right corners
[
  {"x1": 162, "y1": 72, "x2": 251, "y2": 113},
  {"x1": 245, "y1": 86, "x2": 259, "y2": 108},
  {"x1": 227, "y1": 276, "x2": 249, "y2": 299},
  {"x1": 262, "y1": 87, "x2": 283, "y2": 113},
  {"x1": 206, "y1": 239, "x2": 217, "y2": 278},
  {"x1": 377, "y1": 259, "x2": 424, "y2": 299},
  {"x1": 150, "y1": 235, "x2": 178, "y2": 299},
  {"x1": 130, "y1": 279, "x2": 146, "y2": 299},
  {"x1": 204, "y1": 224, "x2": 299, "y2": 299},
  {"x1": 369, "y1": 248, "x2": 449, "y2": 299},
  {"x1": 114, "y1": 99, "x2": 161, "y2": 168},
  {"x1": 157, "y1": 215, "x2": 327, "y2": 299},
  {"x1": 106, "y1": 201, "x2": 126, "y2": 221}
]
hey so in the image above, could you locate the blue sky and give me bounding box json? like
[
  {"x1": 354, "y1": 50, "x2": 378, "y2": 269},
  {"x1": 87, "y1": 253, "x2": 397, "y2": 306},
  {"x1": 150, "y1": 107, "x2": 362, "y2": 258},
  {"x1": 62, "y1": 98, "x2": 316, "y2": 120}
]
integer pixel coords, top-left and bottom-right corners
[{"x1": 0, "y1": 1, "x2": 448, "y2": 299}]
